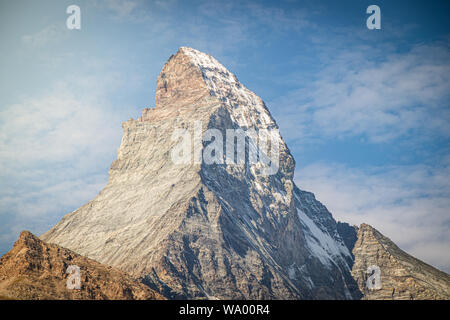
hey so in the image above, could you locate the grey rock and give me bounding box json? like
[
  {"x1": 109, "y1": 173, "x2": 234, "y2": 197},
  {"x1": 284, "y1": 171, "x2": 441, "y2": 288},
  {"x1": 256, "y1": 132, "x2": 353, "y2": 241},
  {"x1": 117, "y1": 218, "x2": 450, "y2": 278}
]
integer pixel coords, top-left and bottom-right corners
[
  {"x1": 41, "y1": 47, "x2": 361, "y2": 299},
  {"x1": 352, "y1": 224, "x2": 450, "y2": 300}
]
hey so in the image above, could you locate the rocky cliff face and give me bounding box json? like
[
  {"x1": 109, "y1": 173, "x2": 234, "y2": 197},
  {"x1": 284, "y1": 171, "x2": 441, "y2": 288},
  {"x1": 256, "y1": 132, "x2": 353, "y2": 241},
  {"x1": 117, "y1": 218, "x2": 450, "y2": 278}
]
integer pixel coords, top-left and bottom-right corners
[
  {"x1": 351, "y1": 224, "x2": 450, "y2": 300},
  {"x1": 336, "y1": 222, "x2": 358, "y2": 260},
  {"x1": 0, "y1": 231, "x2": 164, "y2": 300},
  {"x1": 41, "y1": 47, "x2": 360, "y2": 299}
]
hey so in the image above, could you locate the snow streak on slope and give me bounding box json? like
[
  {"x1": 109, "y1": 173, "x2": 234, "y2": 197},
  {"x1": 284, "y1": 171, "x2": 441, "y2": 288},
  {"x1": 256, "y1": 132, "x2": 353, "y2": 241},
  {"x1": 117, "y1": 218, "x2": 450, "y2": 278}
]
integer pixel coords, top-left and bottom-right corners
[
  {"x1": 181, "y1": 47, "x2": 275, "y2": 131},
  {"x1": 41, "y1": 47, "x2": 361, "y2": 299},
  {"x1": 296, "y1": 208, "x2": 351, "y2": 269},
  {"x1": 184, "y1": 46, "x2": 356, "y2": 297}
]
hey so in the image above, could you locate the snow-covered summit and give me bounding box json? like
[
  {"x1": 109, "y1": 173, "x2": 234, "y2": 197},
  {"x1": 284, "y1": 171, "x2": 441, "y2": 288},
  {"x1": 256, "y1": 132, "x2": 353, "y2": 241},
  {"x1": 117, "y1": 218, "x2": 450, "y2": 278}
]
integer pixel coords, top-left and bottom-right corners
[{"x1": 164, "y1": 47, "x2": 274, "y2": 130}]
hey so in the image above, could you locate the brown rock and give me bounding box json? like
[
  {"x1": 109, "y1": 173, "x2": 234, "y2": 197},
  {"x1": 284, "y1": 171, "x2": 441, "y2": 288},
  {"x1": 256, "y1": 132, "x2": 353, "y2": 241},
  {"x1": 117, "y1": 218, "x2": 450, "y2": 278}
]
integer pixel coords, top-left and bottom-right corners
[
  {"x1": 351, "y1": 224, "x2": 450, "y2": 300},
  {"x1": 0, "y1": 231, "x2": 165, "y2": 300}
]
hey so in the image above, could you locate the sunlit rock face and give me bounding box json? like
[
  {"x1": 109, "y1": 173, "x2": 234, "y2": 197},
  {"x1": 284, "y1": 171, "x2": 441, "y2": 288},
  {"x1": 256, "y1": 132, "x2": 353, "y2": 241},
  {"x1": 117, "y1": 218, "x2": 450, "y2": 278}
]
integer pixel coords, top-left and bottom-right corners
[
  {"x1": 41, "y1": 47, "x2": 360, "y2": 299},
  {"x1": 351, "y1": 224, "x2": 450, "y2": 300},
  {"x1": 0, "y1": 231, "x2": 164, "y2": 300}
]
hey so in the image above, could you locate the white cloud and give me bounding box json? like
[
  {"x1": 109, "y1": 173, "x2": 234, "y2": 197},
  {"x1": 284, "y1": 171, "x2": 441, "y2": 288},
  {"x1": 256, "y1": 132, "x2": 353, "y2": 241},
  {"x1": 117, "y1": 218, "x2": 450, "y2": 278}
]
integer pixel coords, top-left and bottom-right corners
[
  {"x1": 0, "y1": 86, "x2": 122, "y2": 167},
  {"x1": 103, "y1": 0, "x2": 139, "y2": 18},
  {"x1": 0, "y1": 75, "x2": 129, "y2": 253},
  {"x1": 0, "y1": 171, "x2": 108, "y2": 254},
  {"x1": 92, "y1": 0, "x2": 156, "y2": 23},
  {"x1": 274, "y1": 42, "x2": 450, "y2": 144},
  {"x1": 21, "y1": 24, "x2": 68, "y2": 47},
  {"x1": 295, "y1": 162, "x2": 450, "y2": 273}
]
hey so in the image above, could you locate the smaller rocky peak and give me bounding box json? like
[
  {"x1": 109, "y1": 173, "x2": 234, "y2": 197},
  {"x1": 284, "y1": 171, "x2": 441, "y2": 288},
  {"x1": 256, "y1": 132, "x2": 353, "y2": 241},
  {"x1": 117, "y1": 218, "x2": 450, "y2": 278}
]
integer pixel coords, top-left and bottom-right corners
[
  {"x1": 0, "y1": 231, "x2": 165, "y2": 300},
  {"x1": 351, "y1": 223, "x2": 450, "y2": 300},
  {"x1": 358, "y1": 223, "x2": 374, "y2": 233},
  {"x1": 7, "y1": 231, "x2": 44, "y2": 265},
  {"x1": 16, "y1": 230, "x2": 37, "y2": 247}
]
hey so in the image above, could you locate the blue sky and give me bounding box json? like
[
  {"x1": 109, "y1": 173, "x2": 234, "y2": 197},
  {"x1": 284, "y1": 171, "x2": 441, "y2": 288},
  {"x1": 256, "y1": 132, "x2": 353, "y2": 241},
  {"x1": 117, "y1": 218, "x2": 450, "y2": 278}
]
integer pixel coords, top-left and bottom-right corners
[{"x1": 1, "y1": 0, "x2": 449, "y2": 272}]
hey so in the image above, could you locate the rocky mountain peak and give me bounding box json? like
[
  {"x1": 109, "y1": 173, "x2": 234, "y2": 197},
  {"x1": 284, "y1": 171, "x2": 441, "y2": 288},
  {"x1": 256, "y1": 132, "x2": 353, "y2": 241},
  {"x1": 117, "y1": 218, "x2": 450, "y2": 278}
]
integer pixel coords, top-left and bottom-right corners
[
  {"x1": 15, "y1": 230, "x2": 35, "y2": 247},
  {"x1": 155, "y1": 47, "x2": 244, "y2": 109},
  {"x1": 146, "y1": 47, "x2": 279, "y2": 135},
  {"x1": 351, "y1": 223, "x2": 450, "y2": 300},
  {"x1": 154, "y1": 47, "x2": 212, "y2": 110},
  {"x1": 40, "y1": 47, "x2": 363, "y2": 299},
  {"x1": 2, "y1": 47, "x2": 448, "y2": 301}
]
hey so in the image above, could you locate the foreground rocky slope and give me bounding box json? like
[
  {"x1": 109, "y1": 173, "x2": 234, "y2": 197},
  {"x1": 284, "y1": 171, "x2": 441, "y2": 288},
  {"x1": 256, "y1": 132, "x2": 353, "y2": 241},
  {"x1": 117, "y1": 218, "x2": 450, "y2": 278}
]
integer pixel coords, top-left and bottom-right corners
[
  {"x1": 351, "y1": 224, "x2": 450, "y2": 300},
  {"x1": 41, "y1": 47, "x2": 360, "y2": 299},
  {"x1": 0, "y1": 231, "x2": 164, "y2": 300}
]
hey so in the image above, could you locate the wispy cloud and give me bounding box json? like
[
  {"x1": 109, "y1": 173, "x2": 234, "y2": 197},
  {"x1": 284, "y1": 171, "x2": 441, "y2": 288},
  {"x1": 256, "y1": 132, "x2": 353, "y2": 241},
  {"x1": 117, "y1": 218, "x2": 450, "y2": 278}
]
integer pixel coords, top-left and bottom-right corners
[
  {"x1": 21, "y1": 24, "x2": 68, "y2": 47},
  {"x1": 0, "y1": 85, "x2": 122, "y2": 167},
  {"x1": 91, "y1": 0, "x2": 157, "y2": 23},
  {"x1": 102, "y1": 0, "x2": 139, "y2": 19},
  {"x1": 0, "y1": 73, "x2": 130, "y2": 254},
  {"x1": 273, "y1": 42, "x2": 450, "y2": 144}
]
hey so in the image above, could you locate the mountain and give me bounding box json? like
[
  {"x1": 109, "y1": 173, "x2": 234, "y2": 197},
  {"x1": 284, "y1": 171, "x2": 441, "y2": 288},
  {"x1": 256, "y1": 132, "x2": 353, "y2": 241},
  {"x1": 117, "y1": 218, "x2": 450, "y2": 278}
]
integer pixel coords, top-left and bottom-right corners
[
  {"x1": 336, "y1": 222, "x2": 358, "y2": 259},
  {"x1": 351, "y1": 224, "x2": 450, "y2": 300},
  {"x1": 0, "y1": 231, "x2": 164, "y2": 300},
  {"x1": 40, "y1": 47, "x2": 361, "y2": 299}
]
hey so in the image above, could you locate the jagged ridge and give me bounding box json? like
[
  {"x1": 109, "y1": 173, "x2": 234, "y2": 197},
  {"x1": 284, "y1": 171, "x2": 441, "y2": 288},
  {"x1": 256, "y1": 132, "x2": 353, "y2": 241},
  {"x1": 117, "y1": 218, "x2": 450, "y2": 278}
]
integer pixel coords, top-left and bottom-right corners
[
  {"x1": 351, "y1": 224, "x2": 450, "y2": 300},
  {"x1": 40, "y1": 47, "x2": 361, "y2": 299},
  {"x1": 0, "y1": 231, "x2": 164, "y2": 300}
]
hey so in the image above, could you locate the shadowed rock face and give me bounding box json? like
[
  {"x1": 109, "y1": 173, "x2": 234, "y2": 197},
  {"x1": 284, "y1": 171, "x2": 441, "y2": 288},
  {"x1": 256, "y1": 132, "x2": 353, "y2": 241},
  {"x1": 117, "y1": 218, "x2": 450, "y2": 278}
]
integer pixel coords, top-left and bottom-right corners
[
  {"x1": 0, "y1": 231, "x2": 164, "y2": 300},
  {"x1": 336, "y1": 222, "x2": 358, "y2": 260},
  {"x1": 351, "y1": 224, "x2": 450, "y2": 300},
  {"x1": 40, "y1": 47, "x2": 360, "y2": 299}
]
